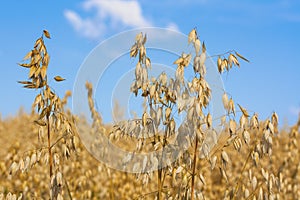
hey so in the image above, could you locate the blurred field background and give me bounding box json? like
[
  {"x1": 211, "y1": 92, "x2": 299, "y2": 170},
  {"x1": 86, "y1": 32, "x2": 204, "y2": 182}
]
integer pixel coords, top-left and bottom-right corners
[{"x1": 0, "y1": 109, "x2": 299, "y2": 199}]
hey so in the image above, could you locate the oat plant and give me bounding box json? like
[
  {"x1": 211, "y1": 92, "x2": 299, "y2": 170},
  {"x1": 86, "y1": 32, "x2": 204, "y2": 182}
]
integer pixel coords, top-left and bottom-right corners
[
  {"x1": 10, "y1": 30, "x2": 77, "y2": 199},
  {"x1": 87, "y1": 29, "x2": 253, "y2": 199}
]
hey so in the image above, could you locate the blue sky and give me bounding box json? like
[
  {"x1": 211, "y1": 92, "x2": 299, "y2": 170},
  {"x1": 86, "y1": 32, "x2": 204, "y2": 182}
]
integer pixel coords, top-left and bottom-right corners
[{"x1": 0, "y1": 0, "x2": 299, "y2": 126}]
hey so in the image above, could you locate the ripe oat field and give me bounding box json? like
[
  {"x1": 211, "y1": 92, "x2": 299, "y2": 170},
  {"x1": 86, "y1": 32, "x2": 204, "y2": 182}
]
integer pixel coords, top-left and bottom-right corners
[{"x1": 0, "y1": 29, "x2": 300, "y2": 200}]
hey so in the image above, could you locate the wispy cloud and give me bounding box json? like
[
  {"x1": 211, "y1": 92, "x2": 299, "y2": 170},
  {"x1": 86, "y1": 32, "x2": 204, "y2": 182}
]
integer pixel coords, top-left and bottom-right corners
[
  {"x1": 64, "y1": 10, "x2": 104, "y2": 39},
  {"x1": 64, "y1": 0, "x2": 179, "y2": 40}
]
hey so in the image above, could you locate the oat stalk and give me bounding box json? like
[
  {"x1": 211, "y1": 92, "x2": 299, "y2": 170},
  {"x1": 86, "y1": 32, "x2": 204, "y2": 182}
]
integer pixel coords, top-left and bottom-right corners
[
  {"x1": 191, "y1": 136, "x2": 199, "y2": 200},
  {"x1": 47, "y1": 115, "x2": 53, "y2": 178}
]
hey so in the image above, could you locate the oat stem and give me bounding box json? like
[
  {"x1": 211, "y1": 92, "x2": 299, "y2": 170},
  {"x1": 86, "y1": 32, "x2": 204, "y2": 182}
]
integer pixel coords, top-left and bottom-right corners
[
  {"x1": 157, "y1": 168, "x2": 162, "y2": 200},
  {"x1": 233, "y1": 149, "x2": 252, "y2": 199},
  {"x1": 157, "y1": 126, "x2": 169, "y2": 200},
  {"x1": 64, "y1": 176, "x2": 73, "y2": 200},
  {"x1": 191, "y1": 136, "x2": 199, "y2": 200},
  {"x1": 47, "y1": 115, "x2": 53, "y2": 178}
]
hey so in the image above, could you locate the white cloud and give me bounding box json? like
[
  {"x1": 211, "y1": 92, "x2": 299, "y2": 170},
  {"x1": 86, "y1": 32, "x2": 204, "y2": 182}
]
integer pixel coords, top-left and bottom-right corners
[
  {"x1": 83, "y1": 0, "x2": 152, "y2": 27},
  {"x1": 64, "y1": 10, "x2": 104, "y2": 39},
  {"x1": 64, "y1": 0, "x2": 179, "y2": 40}
]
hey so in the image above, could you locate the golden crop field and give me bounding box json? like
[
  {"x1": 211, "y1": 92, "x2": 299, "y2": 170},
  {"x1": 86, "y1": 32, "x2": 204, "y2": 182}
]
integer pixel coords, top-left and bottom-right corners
[{"x1": 0, "y1": 29, "x2": 300, "y2": 200}]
